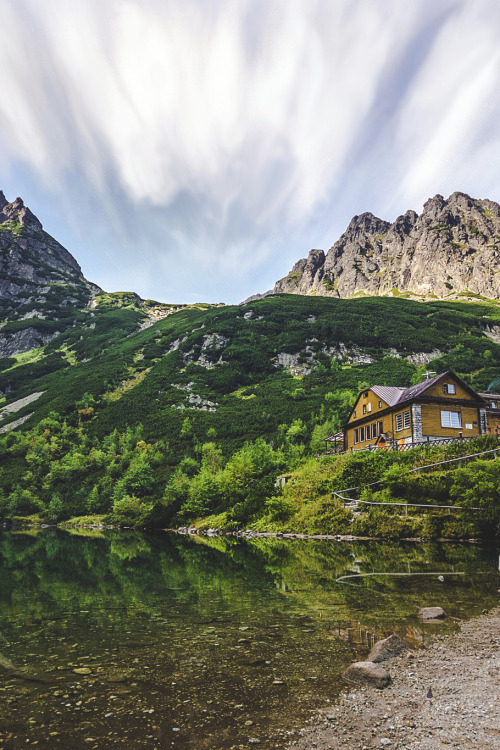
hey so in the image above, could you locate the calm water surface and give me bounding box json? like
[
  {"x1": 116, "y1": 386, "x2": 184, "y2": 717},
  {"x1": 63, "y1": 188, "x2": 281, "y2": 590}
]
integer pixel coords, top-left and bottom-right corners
[{"x1": 0, "y1": 529, "x2": 499, "y2": 749}]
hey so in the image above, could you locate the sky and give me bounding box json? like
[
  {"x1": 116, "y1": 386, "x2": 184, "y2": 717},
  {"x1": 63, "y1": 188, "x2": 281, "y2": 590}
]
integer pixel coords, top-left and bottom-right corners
[{"x1": 1, "y1": 0, "x2": 500, "y2": 304}]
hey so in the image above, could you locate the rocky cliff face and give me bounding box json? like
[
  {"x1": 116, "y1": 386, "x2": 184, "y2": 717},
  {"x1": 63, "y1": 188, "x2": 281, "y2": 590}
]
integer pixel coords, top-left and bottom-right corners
[
  {"x1": 0, "y1": 190, "x2": 100, "y2": 355},
  {"x1": 274, "y1": 192, "x2": 500, "y2": 300}
]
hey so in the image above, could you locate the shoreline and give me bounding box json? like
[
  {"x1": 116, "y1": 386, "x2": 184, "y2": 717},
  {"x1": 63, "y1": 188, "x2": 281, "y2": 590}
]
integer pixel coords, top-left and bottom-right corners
[
  {"x1": 289, "y1": 607, "x2": 500, "y2": 749},
  {"x1": 1, "y1": 518, "x2": 496, "y2": 544}
]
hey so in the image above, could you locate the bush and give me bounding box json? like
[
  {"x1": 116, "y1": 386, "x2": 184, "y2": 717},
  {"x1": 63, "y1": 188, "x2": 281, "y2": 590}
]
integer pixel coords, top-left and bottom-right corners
[
  {"x1": 112, "y1": 494, "x2": 151, "y2": 524},
  {"x1": 47, "y1": 493, "x2": 64, "y2": 522}
]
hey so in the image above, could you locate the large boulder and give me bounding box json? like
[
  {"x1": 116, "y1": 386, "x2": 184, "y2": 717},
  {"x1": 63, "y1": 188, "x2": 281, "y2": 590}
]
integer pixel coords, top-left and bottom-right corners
[
  {"x1": 418, "y1": 606, "x2": 447, "y2": 621},
  {"x1": 367, "y1": 634, "x2": 408, "y2": 663},
  {"x1": 342, "y1": 661, "x2": 391, "y2": 688}
]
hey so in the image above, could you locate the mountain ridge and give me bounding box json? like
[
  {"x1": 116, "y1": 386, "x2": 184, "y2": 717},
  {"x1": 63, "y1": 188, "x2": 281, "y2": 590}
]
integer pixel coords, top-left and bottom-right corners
[{"x1": 272, "y1": 191, "x2": 500, "y2": 301}]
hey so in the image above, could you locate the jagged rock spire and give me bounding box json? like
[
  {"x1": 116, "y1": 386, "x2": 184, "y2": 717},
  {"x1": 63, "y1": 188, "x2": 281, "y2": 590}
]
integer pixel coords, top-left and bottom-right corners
[{"x1": 273, "y1": 192, "x2": 500, "y2": 301}]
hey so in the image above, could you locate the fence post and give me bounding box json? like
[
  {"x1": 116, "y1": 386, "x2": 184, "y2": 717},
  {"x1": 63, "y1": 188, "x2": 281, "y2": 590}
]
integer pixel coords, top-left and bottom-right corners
[{"x1": 405, "y1": 504, "x2": 408, "y2": 516}]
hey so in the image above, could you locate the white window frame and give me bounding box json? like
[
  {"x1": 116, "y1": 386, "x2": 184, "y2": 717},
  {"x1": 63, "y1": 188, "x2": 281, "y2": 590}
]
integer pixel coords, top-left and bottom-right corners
[
  {"x1": 403, "y1": 410, "x2": 410, "y2": 428},
  {"x1": 441, "y1": 410, "x2": 462, "y2": 428},
  {"x1": 443, "y1": 383, "x2": 456, "y2": 395},
  {"x1": 354, "y1": 428, "x2": 359, "y2": 444},
  {"x1": 367, "y1": 403, "x2": 372, "y2": 412},
  {"x1": 395, "y1": 413, "x2": 403, "y2": 431}
]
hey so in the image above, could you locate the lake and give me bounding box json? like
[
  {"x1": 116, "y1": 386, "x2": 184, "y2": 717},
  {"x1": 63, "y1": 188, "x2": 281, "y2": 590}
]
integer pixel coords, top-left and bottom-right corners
[{"x1": 0, "y1": 529, "x2": 499, "y2": 749}]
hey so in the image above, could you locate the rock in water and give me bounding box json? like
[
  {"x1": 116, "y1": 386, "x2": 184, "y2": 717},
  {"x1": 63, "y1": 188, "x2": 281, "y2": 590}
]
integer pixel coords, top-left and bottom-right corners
[
  {"x1": 418, "y1": 606, "x2": 447, "y2": 620},
  {"x1": 0, "y1": 651, "x2": 16, "y2": 671},
  {"x1": 367, "y1": 634, "x2": 408, "y2": 663},
  {"x1": 342, "y1": 661, "x2": 391, "y2": 688}
]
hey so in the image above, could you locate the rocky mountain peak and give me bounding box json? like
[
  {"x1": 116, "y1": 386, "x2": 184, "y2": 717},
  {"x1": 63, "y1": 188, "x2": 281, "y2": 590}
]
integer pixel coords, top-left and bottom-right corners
[
  {"x1": 346, "y1": 211, "x2": 390, "y2": 234},
  {"x1": 0, "y1": 194, "x2": 43, "y2": 231},
  {"x1": 273, "y1": 192, "x2": 500, "y2": 301},
  {"x1": 0, "y1": 190, "x2": 101, "y2": 356},
  {"x1": 422, "y1": 193, "x2": 445, "y2": 214}
]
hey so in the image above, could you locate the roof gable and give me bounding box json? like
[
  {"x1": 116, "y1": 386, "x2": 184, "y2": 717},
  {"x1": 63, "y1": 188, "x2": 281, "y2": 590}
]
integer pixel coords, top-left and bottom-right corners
[{"x1": 396, "y1": 370, "x2": 484, "y2": 405}]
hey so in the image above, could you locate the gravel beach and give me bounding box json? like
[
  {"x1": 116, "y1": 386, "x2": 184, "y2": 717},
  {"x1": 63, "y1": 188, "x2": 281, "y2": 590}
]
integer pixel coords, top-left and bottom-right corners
[{"x1": 289, "y1": 608, "x2": 500, "y2": 750}]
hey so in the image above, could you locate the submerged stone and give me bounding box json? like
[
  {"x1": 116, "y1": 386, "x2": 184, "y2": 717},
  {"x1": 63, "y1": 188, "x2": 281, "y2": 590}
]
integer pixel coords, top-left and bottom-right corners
[
  {"x1": 342, "y1": 661, "x2": 391, "y2": 689},
  {"x1": 368, "y1": 634, "x2": 408, "y2": 663},
  {"x1": 418, "y1": 606, "x2": 447, "y2": 620}
]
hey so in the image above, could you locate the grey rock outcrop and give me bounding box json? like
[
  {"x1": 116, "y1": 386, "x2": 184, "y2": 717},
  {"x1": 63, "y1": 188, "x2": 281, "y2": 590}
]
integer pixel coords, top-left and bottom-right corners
[
  {"x1": 274, "y1": 192, "x2": 500, "y2": 300},
  {"x1": 0, "y1": 191, "x2": 101, "y2": 354},
  {"x1": 0, "y1": 326, "x2": 61, "y2": 358}
]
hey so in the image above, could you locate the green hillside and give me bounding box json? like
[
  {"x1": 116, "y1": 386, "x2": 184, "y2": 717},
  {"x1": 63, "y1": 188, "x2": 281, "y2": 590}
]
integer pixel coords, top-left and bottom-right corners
[
  {"x1": 3, "y1": 293, "x2": 500, "y2": 442},
  {"x1": 1, "y1": 292, "x2": 500, "y2": 528}
]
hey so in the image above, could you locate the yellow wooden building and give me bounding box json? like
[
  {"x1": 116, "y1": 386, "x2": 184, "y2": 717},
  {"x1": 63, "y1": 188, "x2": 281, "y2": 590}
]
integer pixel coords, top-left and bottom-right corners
[{"x1": 343, "y1": 371, "x2": 488, "y2": 451}]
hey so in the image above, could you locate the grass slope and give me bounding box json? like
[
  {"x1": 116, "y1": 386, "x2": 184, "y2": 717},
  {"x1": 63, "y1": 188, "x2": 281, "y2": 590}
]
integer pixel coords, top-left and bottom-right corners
[
  {"x1": 1, "y1": 293, "x2": 500, "y2": 531},
  {"x1": 1, "y1": 294, "x2": 500, "y2": 449}
]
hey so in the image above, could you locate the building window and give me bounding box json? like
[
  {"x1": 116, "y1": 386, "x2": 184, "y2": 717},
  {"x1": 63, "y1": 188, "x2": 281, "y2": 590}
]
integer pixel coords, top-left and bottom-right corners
[
  {"x1": 367, "y1": 403, "x2": 372, "y2": 412},
  {"x1": 378, "y1": 401, "x2": 383, "y2": 408},
  {"x1": 354, "y1": 428, "x2": 359, "y2": 444},
  {"x1": 363, "y1": 392, "x2": 368, "y2": 398},
  {"x1": 360, "y1": 426, "x2": 365, "y2": 441},
  {"x1": 363, "y1": 405, "x2": 367, "y2": 415},
  {"x1": 441, "y1": 410, "x2": 462, "y2": 428},
  {"x1": 443, "y1": 383, "x2": 456, "y2": 395},
  {"x1": 353, "y1": 410, "x2": 356, "y2": 419},
  {"x1": 396, "y1": 411, "x2": 410, "y2": 431},
  {"x1": 492, "y1": 401, "x2": 497, "y2": 409},
  {"x1": 372, "y1": 423, "x2": 377, "y2": 439},
  {"x1": 377, "y1": 421, "x2": 383, "y2": 435}
]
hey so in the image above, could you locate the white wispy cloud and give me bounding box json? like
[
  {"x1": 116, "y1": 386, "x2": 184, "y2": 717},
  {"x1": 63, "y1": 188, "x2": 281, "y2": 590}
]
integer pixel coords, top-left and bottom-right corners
[{"x1": 0, "y1": 0, "x2": 500, "y2": 301}]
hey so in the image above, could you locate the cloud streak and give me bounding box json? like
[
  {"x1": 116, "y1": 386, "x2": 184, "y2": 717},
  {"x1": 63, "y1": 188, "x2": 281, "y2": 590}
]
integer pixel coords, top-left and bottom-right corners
[{"x1": 1, "y1": 0, "x2": 500, "y2": 302}]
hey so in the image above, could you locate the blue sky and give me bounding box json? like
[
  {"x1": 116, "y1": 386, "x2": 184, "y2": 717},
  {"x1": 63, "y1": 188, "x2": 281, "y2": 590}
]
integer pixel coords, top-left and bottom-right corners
[{"x1": 1, "y1": 0, "x2": 500, "y2": 304}]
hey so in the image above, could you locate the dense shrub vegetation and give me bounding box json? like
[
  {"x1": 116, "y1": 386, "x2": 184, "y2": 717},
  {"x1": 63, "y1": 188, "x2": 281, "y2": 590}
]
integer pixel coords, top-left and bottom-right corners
[{"x1": 1, "y1": 294, "x2": 500, "y2": 535}]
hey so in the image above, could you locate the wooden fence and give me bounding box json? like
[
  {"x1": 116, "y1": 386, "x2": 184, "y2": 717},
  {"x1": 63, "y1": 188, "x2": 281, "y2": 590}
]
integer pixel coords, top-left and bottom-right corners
[{"x1": 333, "y1": 444, "x2": 500, "y2": 513}]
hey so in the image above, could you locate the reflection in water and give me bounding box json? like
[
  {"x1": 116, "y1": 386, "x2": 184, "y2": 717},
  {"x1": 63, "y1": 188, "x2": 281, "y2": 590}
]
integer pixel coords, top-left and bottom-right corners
[{"x1": 0, "y1": 530, "x2": 499, "y2": 748}]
